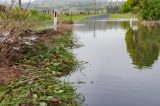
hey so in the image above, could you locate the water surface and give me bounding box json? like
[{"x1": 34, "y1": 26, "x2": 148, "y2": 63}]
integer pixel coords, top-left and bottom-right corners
[{"x1": 64, "y1": 16, "x2": 160, "y2": 106}]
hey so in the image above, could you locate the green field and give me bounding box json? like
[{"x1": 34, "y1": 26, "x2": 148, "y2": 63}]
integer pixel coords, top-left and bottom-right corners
[{"x1": 59, "y1": 14, "x2": 99, "y2": 22}]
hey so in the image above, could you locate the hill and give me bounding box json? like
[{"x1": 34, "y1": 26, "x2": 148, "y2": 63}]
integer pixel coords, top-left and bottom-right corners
[{"x1": 30, "y1": 0, "x2": 119, "y2": 10}]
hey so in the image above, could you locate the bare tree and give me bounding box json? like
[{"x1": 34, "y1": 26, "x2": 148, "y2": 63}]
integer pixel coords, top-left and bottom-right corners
[
  {"x1": 9, "y1": 0, "x2": 22, "y2": 9},
  {"x1": 94, "y1": 0, "x2": 96, "y2": 14},
  {"x1": 10, "y1": 0, "x2": 16, "y2": 9},
  {"x1": 18, "y1": 0, "x2": 22, "y2": 8}
]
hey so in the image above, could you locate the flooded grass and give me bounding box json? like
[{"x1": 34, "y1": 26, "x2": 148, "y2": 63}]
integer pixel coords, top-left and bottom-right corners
[
  {"x1": 109, "y1": 13, "x2": 137, "y2": 19},
  {"x1": 0, "y1": 76, "x2": 79, "y2": 106}
]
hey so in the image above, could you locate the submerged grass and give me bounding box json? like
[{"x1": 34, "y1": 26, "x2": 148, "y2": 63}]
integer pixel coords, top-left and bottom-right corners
[
  {"x1": 109, "y1": 13, "x2": 137, "y2": 19},
  {"x1": 0, "y1": 32, "x2": 80, "y2": 106}
]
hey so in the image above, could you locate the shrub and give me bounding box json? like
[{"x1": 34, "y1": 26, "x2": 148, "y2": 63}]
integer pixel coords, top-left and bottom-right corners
[{"x1": 120, "y1": 0, "x2": 140, "y2": 13}]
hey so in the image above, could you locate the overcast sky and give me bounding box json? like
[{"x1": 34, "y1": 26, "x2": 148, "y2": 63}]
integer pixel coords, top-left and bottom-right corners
[
  {"x1": 0, "y1": 0, "x2": 34, "y2": 3},
  {"x1": 1, "y1": 0, "x2": 125, "y2": 3}
]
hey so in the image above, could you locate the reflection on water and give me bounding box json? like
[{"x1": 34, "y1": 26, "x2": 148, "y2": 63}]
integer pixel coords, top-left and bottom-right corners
[
  {"x1": 125, "y1": 25, "x2": 160, "y2": 69},
  {"x1": 63, "y1": 17, "x2": 160, "y2": 106},
  {"x1": 76, "y1": 19, "x2": 137, "y2": 32}
]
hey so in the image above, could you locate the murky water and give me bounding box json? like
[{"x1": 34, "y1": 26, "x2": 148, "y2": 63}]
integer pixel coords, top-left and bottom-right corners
[{"x1": 63, "y1": 16, "x2": 160, "y2": 106}]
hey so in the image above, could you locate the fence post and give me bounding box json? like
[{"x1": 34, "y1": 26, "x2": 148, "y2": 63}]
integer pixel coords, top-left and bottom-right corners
[
  {"x1": 130, "y1": 17, "x2": 133, "y2": 28},
  {"x1": 53, "y1": 10, "x2": 58, "y2": 31}
]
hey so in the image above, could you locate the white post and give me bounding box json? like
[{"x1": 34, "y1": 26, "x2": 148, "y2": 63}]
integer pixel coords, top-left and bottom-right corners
[
  {"x1": 130, "y1": 17, "x2": 133, "y2": 28},
  {"x1": 53, "y1": 11, "x2": 58, "y2": 31}
]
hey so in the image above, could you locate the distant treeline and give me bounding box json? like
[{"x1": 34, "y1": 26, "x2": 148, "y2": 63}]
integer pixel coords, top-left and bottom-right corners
[{"x1": 29, "y1": 0, "x2": 123, "y2": 11}]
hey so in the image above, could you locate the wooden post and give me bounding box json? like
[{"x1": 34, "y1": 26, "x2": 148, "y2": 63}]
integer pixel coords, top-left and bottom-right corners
[{"x1": 18, "y1": 0, "x2": 22, "y2": 9}]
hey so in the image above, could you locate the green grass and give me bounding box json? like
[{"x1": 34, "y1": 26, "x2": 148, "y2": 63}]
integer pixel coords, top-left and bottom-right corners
[
  {"x1": 0, "y1": 7, "x2": 52, "y2": 21},
  {"x1": 59, "y1": 14, "x2": 97, "y2": 22},
  {"x1": 109, "y1": 13, "x2": 137, "y2": 19},
  {"x1": 28, "y1": 9, "x2": 52, "y2": 21},
  {"x1": 31, "y1": 13, "x2": 98, "y2": 30}
]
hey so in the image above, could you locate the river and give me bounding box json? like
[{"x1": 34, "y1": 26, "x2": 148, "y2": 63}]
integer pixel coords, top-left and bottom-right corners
[{"x1": 63, "y1": 15, "x2": 160, "y2": 106}]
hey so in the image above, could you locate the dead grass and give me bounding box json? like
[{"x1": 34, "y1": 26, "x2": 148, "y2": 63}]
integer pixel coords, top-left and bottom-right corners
[
  {"x1": 0, "y1": 66, "x2": 22, "y2": 84},
  {"x1": 0, "y1": 20, "x2": 30, "y2": 66},
  {"x1": 140, "y1": 20, "x2": 160, "y2": 27}
]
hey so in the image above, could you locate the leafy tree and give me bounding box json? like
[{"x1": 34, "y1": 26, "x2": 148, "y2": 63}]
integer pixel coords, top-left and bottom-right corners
[
  {"x1": 120, "y1": 2, "x2": 131, "y2": 13},
  {"x1": 140, "y1": 0, "x2": 160, "y2": 20},
  {"x1": 121, "y1": 0, "x2": 160, "y2": 20},
  {"x1": 120, "y1": 0, "x2": 141, "y2": 13}
]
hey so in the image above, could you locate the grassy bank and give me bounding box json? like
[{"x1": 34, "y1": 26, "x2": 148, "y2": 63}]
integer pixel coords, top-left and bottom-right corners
[
  {"x1": 0, "y1": 32, "x2": 80, "y2": 106},
  {"x1": 0, "y1": 7, "x2": 81, "y2": 105},
  {"x1": 109, "y1": 13, "x2": 137, "y2": 19}
]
